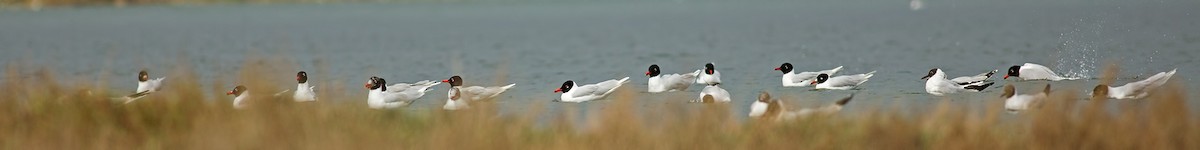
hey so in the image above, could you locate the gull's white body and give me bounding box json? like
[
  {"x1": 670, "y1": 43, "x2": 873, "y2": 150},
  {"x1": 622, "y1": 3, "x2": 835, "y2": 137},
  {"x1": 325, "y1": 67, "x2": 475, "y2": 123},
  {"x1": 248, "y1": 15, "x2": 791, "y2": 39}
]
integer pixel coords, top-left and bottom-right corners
[
  {"x1": 560, "y1": 77, "x2": 630, "y2": 103},
  {"x1": 293, "y1": 83, "x2": 317, "y2": 102},
  {"x1": 695, "y1": 70, "x2": 721, "y2": 85},
  {"x1": 749, "y1": 98, "x2": 848, "y2": 122},
  {"x1": 695, "y1": 85, "x2": 731, "y2": 103},
  {"x1": 815, "y1": 71, "x2": 875, "y2": 90},
  {"x1": 1013, "y1": 63, "x2": 1078, "y2": 81},
  {"x1": 121, "y1": 77, "x2": 165, "y2": 104},
  {"x1": 136, "y1": 77, "x2": 165, "y2": 93},
  {"x1": 748, "y1": 101, "x2": 770, "y2": 117},
  {"x1": 648, "y1": 70, "x2": 699, "y2": 93},
  {"x1": 1001, "y1": 84, "x2": 1051, "y2": 113},
  {"x1": 1005, "y1": 92, "x2": 1046, "y2": 113},
  {"x1": 233, "y1": 92, "x2": 249, "y2": 109},
  {"x1": 443, "y1": 84, "x2": 516, "y2": 110},
  {"x1": 368, "y1": 80, "x2": 440, "y2": 109},
  {"x1": 1103, "y1": 69, "x2": 1176, "y2": 99},
  {"x1": 782, "y1": 66, "x2": 843, "y2": 87},
  {"x1": 777, "y1": 105, "x2": 844, "y2": 122},
  {"x1": 926, "y1": 69, "x2": 989, "y2": 96}
]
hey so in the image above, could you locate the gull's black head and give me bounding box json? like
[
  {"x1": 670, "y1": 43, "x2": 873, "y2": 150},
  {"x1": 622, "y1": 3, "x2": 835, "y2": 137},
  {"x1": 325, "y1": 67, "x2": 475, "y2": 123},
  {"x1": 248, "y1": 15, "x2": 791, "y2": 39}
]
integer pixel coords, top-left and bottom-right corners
[
  {"x1": 366, "y1": 76, "x2": 386, "y2": 91},
  {"x1": 1005, "y1": 65, "x2": 1021, "y2": 79},
  {"x1": 775, "y1": 63, "x2": 793, "y2": 73},
  {"x1": 555, "y1": 80, "x2": 575, "y2": 93},
  {"x1": 921, "y1": 68, "x2": 938, "y2": 80},
  {"x1": 704, "y1": 63, "x2": 716, "y2": 75},
  {"x1": 1001, "y1": 84, "x2": 1015, "y2": 98},
  {"x1": 443, "y1": 76, "x2": 464, "y2": 86},
  {"x1": 646, "y1": 64, "x2": 661, "y2": 77},
  {"x1": 227, "y1": 85, "x2": 247, "y2": 96},
  {"x1": 296, "y1": 71, "x2": 308, "y2": 84},
  {"x1": 757, "y1": 91, "x2": 772, "y2": 103},
  {"x1": 138, "y1": 70, "x2": 150, "y2": 82},
  {"x1": 813, "y1": 74, "x2": 830, "y2": 84},
  {"x1": 1092, "y1": 84, "x2": 1109, "y2": 100}
]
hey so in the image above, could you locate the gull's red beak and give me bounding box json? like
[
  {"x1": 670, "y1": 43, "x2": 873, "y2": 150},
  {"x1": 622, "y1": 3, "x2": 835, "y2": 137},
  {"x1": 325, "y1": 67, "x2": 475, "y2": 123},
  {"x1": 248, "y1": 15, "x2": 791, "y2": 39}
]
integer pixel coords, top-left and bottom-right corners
[
  {"x1": 442, "y1": 79, "x2": 450, "y2": 83},
  {"x1": 774, "y1": 67, "x2": 780, "y2": 70},
  {"x1": 554, "y1": 88, "x2": 562, "y2": 93},
  {"x1": 296, "y1": 76, "x2": 300, "y2": 81},
  {"x1": 226, "y1": 91, "x2": 233, "y2": 95},
  {"x1": 810, "y1": 81, "x2": 818, "y2": 85},
  {"x1": 645, "y1": 71, "x2": 650, "y2": 76},
  {"x1": 707, "y1": 70, "x2": 713, "y2": 74},
  {"x1": 364, "y1": 83, "x2": 371, "y2": 89},
  {"x1": 1003, "y1": 75, "x2": 1009, "y2": 79}
]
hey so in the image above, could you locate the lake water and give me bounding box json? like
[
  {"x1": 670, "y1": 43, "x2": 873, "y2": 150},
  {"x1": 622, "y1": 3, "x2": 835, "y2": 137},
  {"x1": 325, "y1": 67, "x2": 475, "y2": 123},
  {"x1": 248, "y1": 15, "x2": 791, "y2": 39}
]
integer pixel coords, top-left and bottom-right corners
[{"x1": 2, "y1": 0, "x2": 1198, "y2": 119}]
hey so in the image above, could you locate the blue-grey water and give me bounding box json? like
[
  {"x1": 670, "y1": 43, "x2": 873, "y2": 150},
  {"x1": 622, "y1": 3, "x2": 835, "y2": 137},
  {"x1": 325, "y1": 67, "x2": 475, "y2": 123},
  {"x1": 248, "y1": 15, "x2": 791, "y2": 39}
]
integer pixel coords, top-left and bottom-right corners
[{"x1": 2, "y1": 0, "x2": 1198, "y2": 120}]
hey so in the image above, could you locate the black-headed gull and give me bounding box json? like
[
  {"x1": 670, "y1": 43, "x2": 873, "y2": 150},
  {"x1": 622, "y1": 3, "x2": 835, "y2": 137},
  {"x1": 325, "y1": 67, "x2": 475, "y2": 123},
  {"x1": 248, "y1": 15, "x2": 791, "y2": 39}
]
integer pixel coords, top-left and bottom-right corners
[
  {"x1": 749, "y1": 91, "x2": 852, "y2": 122},
  {"x1": 694, "y1": 85, "x2": 730, "y2": 103},
  {"x1": 646, "y1": 64, "x2": 700, "y2": 93},
  {"x1": 293, "y1": 71, "x2": 317, "y2": 102},
  {"x1": 1001, "y1": 84, "x2": 1050, "y2": 113},
  {"x1": 226, "y1": 85, "x2": 249, "y2": 109},
  {"x1": 365, "y1": 76, "x2": 440, "y2": 109},
  {"x1": 811, "y1": 71, "x2": 875, "y2": 90},
  {"x1": 776, "y1": 63, "x2": 842, "y2": 87},
  {"x1": 120, "y1": 70, "x2": 165, "y2": 104},
  {"x1": 554, "y1": 77, "x2": 630, "y2": 103},
  {"x1": 136, "y1": 69, "x2": 165, "y2": 93},
  {"x1": 921, "y1": 68, "x2": 995, "y2": 96},
  {"x1": 1093, "y1": 69, "x2": 1176, "y2": 99},
  {"x1": 1005, "y1": 63, "x2": 1079, "y2": 81},
  {"x1": 694, "y1": 63, "x2": 721, "y2": 85},
  {"x1": 441, "y1": 76, "x2": 516, "y2": 110}
]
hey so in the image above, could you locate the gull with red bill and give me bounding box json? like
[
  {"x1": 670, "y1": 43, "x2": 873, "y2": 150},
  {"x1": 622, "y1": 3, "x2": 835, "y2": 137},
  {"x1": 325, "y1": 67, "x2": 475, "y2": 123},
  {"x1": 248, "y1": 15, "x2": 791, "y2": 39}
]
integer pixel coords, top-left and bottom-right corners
[
  {"x1": 554, "y1": 77, "x2": 630, "y2": 103},
  {"x1": 694, "y1": 63, "x2": 722, "y2": 85},
  {"x1": 292, "y1": 71, "x2": 317, "y2": 102},
  {"x1": 1004, "y1": 63, "x2": 1079, "y2": 81},
  {"x1": 226, "y1": 85, "x2": 250, "y2": 109}
]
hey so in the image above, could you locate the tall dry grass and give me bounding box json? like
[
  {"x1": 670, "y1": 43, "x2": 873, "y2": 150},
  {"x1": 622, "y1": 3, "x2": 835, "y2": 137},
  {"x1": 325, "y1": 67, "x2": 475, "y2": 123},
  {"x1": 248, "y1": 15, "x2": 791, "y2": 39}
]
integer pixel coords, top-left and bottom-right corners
[{"x1": 1, "y1": 60, "x2": 1197, "y2": 149}]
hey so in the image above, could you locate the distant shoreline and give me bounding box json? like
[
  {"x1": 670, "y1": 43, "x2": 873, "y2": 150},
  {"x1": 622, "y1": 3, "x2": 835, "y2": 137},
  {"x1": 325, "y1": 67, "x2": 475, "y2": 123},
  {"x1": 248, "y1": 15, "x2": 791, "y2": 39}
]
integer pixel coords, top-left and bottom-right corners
[{"x1": 0, "y1": 0, "x2": 483, "y2": 10}]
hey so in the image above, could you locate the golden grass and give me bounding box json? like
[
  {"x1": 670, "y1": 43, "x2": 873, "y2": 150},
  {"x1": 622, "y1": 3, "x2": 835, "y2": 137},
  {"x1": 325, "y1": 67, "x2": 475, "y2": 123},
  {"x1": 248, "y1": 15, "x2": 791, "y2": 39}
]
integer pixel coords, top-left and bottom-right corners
[{"x1": 1, "y1": 60, "x2": 1197, "y2": 149}]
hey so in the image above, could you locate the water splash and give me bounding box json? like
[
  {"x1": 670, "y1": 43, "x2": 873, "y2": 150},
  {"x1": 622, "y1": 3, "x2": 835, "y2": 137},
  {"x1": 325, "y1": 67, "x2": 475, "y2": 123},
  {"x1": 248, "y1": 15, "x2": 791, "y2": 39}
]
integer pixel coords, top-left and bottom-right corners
[{"x1": 1054, "y1": 17, "x2": 1109, "y2": 79}]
